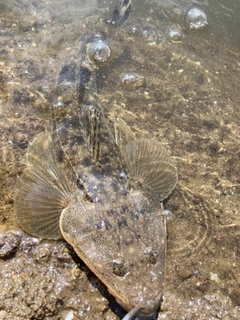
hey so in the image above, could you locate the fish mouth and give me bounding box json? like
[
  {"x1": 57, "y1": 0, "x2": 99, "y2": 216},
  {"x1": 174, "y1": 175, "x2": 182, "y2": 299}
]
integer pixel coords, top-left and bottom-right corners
[{"x1": 116, "y1": 292, "x2": 163, "y2": 318}]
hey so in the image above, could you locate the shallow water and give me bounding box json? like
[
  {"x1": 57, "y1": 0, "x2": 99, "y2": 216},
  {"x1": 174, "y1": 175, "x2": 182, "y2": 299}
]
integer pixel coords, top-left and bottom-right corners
[{"x1": 0, "y1": 0, "x2": 240, "y2": 319}]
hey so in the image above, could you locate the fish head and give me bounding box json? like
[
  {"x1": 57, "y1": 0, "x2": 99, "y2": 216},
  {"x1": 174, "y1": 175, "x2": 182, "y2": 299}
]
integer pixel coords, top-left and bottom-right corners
[{"x1": 59, "y1": 188, "x2": 167, "y2": 318}]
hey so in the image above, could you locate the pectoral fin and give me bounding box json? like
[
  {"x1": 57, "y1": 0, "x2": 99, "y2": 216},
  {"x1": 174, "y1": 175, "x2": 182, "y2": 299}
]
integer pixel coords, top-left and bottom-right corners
[
  {"x1": 115, "y1": 118, "x2": 177, "y2": 201},
  {"x1": 123, "y1": 138, "x2": 177, "y2": 201},
  {"x1": 14, "y1": 132, "x2": 71, "y2": 240}
]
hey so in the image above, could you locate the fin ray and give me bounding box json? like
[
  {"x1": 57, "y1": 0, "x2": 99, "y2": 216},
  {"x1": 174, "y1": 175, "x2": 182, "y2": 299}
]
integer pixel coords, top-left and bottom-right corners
[
  {"x1": 81, "y1": 102, "x2": 101, "y2": 160},
  {"x1": 15, "y1": 132, "x2": 71, "y2": 240},
  {"x1": 114, "y1": 116, "x2": 135, "y2": 150},
  {"x1": 114, "y1": 118, "x2": 177, "y2": 201},
  {"x1": 122, "y1": 138, "x2": 178, "y2": 201}
]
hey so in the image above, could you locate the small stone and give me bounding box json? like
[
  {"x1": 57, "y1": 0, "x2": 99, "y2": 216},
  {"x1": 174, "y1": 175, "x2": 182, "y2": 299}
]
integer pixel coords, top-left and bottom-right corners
[
  {"x1": 65, "y1": 310, "x2": 74, "y2": 320},
  {"x1": 57, "y1": 245, "x2": 72, "y2": 262},
  {"x1": 35, "y1": 246, "x2": 50, "y2": 262},
  {"x1": 0, "y1": 310, "x2": 8, "y2": 318},
  {"x1": 178, "y1": 267, "x2": 192, "y2": 280},
  {"x1": 210, "y1": 272, "x2": 220, "y2": 283},
  {"x1": 72, "y1": 268, "x2": 81, "y2": 278},
  {"x1": 0, "y1": 232, "x2": 20, "y2": 258}
]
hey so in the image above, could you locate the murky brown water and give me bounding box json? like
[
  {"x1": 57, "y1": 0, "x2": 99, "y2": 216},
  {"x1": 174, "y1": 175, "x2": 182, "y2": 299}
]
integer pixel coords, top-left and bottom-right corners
[{"x1": 0, "y1": 0, "x2": 239, "y2": 319}]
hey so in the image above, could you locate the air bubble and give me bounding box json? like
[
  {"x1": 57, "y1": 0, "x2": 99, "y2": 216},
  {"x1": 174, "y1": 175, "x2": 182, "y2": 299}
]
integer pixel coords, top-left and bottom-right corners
[
  {"x1": 87, "y1": 39, "x2": 111, "y2": 64},
  {"x1": 52, "y1": 100, "x2": 64, "y2": 108},
  {"x1": 119, "y1": 172, "x2": 127, "y2": 179},
  {"x1": 120, "y1": 72, "x2": 146, "y2": 87},
  {"x1": 163, "y1": 210, "x2": 173, "y2": 220},
  {"x1": 142, "y1": 26, "x2": 158, "y2": 45},
  {"x1": 166, "y1": 27, "x2": 184, "y2": 43},
  {"x1": 185, "y1": 7, "x2": 208, "y2": 30}
]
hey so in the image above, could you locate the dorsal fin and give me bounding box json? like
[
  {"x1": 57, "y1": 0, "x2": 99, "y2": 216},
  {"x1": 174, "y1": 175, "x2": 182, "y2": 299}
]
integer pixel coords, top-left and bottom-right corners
[
  {"x1": 114, "y1": 116, "x2": 135, "y2": 149},
  {"x1": 81, "y1": 100, "x2": 101, "y2": 160}
]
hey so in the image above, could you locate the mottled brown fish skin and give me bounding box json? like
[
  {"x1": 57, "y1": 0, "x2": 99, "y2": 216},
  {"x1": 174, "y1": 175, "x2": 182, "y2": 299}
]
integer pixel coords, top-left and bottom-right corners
[{"x1": 15, "y1": 0, "x2": 178, "y2": 317}]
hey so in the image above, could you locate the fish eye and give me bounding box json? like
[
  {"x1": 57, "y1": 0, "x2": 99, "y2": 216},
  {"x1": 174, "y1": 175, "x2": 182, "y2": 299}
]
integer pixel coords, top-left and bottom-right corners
[{"x1": 86, "y1": 39, "x2": 111, "y2": 64}]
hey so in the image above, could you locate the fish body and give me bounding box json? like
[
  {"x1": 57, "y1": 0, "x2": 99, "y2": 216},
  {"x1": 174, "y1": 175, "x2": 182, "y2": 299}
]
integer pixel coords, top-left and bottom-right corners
[{"x1": 14, "y1": 0, "x2": 177, "y2": 317}]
